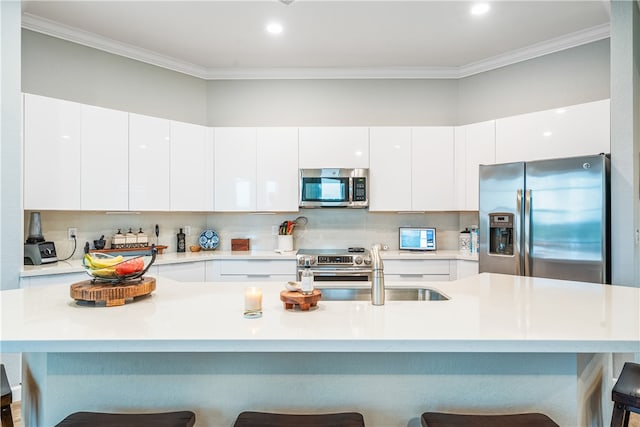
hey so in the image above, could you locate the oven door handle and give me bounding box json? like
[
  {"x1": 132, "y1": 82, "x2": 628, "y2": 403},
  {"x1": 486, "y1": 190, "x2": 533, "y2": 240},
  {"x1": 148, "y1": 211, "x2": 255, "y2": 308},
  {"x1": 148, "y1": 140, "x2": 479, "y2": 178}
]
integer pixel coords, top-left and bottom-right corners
[{"x1": 303, "y1": 268, "x2": 373, "y2": 275}]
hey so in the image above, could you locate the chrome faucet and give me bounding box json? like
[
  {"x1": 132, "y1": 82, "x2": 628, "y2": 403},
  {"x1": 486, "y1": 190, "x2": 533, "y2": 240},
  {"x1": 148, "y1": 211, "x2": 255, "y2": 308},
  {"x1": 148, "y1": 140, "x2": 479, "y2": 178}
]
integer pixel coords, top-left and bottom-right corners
[{"x1": 371, "y1": 244, "x2": 385, "y2": 305}]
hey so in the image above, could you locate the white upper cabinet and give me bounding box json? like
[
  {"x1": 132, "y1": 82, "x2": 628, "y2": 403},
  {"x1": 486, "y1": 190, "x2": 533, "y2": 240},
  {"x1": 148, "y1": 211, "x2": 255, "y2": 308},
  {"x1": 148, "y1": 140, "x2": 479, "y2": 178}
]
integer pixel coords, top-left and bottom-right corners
[
  {"x1": 80, "y1": 104, "x2": 129, "y2": 211},
  {"x1": 495, "y1": 99, "x2": 610, "y2": 164},
  {"x1": 412, "y1": 127, "x2": 455, "y2": 211},
  {"x1": 170, "y1": 121, "x2": 213, "y2": 211},
  {"x1": 298, "y1": 127, "x2": 369, "y2": 168},
  {"x1": 454, "y1": 120, "x2": 495, "y2": 211},
  {"x1": 369, "y1": 127, "x2": 412, "y2": 211},
  {"x1": 369, "y1": 127, "x2": 455, "y2": 211},
  {"x1": 214, "y1": 128, "x2": 257, "y2": 211},
  {"x1": 24, "y1": 94, "x2": 82, "y2": 210},
  {"x1": 256, "y1": 128, "x2": 299, "y2": 212},
  {"x1": 214, "y1": 127, "x2": 298, "y2": 212},
  {"x1": 129, "y1": 113, "x2": 171, "y2": 211}
]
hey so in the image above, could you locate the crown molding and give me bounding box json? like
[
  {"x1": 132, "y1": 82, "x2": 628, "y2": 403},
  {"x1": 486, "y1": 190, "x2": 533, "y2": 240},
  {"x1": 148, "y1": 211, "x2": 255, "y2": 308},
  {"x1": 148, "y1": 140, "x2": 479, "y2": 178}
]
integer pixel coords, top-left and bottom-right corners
[
  {"x1": 21, "y1": 13, "x2": 209, "y2": 79},
  {"x1": 202, "y1": 65, "x2": 460, "y2": 80},
  {"x1": 22, "y1": 13, "x2": 610, "y2": 81},
  {"x1": 458, "y1": 23, "x2": 611, "y2": 78}
]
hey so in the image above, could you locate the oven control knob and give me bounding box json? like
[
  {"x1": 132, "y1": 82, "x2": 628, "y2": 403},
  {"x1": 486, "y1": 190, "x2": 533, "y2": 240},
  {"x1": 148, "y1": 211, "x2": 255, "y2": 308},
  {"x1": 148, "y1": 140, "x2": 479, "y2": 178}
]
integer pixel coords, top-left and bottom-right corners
[
  {"x1": 363, "y1": 257, "x2": 372, "y2": 265},
  {"x1": 354, "y1": 256, "x2": 363, "y2": 265},
  {"x1": 308, "y1": 256, "x2": 316, "y2": 265},
  {"x1": 297, "y1": 257, "x2": 305, "y2": 266}
]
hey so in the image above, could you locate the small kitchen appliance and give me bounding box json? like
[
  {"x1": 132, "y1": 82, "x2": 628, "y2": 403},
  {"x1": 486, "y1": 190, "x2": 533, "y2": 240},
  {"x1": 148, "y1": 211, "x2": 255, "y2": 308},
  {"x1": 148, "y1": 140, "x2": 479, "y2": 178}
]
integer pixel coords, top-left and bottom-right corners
[
  {"x1": 399, "y1": 227, "x2": 436, "y2": 251},
  {"x1": 479, "y1": 154, "x2": 610, "y2": 284},
  {"x1": 296, "y1": 248, "x2": 372, "y2": 282},
  {"x1": 24, "y1": 212, "x2": 57, "y2": 265},
  {"x1": 299, "y1": 168, "x2": 369, "y2": 208}
]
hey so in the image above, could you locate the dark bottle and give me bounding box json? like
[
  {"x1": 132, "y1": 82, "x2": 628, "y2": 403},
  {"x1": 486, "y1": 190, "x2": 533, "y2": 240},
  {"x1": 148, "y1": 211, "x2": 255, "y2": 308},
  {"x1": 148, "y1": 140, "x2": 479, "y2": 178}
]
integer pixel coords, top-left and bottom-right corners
[{"x1": 177, "y1": 228, "x2": 186, "y2": 253}]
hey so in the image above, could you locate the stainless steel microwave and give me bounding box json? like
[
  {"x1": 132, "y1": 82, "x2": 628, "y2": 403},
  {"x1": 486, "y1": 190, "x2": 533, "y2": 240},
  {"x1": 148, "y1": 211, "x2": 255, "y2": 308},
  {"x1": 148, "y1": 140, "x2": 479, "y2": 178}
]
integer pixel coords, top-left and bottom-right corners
[{"x1": 299, "y1": 168, "x2": 369, "y2": 208}]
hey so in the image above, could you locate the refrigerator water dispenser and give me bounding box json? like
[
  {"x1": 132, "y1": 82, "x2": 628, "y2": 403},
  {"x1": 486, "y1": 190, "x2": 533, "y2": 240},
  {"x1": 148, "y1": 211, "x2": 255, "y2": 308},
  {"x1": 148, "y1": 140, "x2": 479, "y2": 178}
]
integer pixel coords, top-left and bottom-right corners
[{"x1": 489, "y1": 213, "x2": 514, "y2": 256}]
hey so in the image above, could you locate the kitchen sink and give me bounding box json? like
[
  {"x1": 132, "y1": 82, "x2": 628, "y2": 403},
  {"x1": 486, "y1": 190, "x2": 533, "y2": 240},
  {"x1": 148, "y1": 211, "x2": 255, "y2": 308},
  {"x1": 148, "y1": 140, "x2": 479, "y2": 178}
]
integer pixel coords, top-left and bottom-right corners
[{"x1": 316, "y1": 286, "x2": 449, "y2": 302}]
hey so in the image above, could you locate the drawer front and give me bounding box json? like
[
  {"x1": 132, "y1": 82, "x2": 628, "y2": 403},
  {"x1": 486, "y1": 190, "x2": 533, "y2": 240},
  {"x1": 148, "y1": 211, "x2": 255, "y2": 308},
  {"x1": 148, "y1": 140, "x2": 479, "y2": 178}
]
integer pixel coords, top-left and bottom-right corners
[
  {"x1": 383, "y1": 259, "x2": 450, "y2": 275},
  {"x1": 218, "y1": 260, "x2": 295, "y2": 276}
]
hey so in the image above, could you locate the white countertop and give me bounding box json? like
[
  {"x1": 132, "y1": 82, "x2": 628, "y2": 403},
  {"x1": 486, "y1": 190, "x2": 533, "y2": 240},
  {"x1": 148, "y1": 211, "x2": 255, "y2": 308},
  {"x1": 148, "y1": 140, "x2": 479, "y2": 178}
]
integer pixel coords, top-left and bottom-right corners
[
  {"x1": 2, "y1": 273, "x2": 638, "y2": 354},
  {"x1": 21, "y1": 249, "x2": 477, "y2": 277}
]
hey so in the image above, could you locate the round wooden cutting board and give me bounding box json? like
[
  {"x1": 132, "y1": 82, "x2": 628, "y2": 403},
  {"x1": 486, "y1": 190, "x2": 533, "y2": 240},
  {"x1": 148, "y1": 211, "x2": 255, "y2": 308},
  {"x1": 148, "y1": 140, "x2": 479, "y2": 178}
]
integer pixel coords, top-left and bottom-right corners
[
  {"x1": 280, "y1": 289, "x2": 322, "y2": 311},
  {"x1": 70, "y1": 277, "x2": 156, "y2": 306}
]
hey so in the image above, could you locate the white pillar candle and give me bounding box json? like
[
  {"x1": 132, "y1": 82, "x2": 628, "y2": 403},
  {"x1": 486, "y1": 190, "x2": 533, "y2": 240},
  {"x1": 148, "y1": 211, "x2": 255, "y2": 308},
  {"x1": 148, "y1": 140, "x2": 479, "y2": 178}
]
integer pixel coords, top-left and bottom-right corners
[{"x1": 244, "y1": 287, "x2": 262, "y2": 314}]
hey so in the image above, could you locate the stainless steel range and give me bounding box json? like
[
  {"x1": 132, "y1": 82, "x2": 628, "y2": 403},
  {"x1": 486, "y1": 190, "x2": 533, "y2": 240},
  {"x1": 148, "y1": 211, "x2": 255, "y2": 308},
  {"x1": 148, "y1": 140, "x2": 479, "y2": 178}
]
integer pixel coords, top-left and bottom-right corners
[{"x1": 296, "y1": 248, "x2": 373, "y2": 282}]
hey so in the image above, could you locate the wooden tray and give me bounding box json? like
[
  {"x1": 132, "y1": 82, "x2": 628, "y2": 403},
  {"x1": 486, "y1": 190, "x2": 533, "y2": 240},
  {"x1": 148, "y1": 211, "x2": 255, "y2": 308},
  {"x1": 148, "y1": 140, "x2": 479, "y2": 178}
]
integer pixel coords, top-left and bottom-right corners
[
  {"x1": 280, "y1": 289, "x2": 322, "y2": 311},
  {"x1": 89, "y1": 245, "x2": 167, "y2": 256},
  {"x1": 70, "y1": 276, "x2": 156, "y2": 306}
]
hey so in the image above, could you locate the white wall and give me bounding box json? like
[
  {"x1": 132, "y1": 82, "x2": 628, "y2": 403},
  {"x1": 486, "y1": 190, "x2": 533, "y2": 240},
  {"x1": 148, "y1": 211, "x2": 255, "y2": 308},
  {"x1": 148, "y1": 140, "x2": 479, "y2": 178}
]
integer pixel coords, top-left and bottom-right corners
[
  {"x1": 0, "y1": 0, "x2": 24, "y2": 402},
  {"x1": 206, "y1": 78, "x2": 458, "y2": 126},
  {"x1": 610, "y1": 0, "x2": 640, "y2": 288},
  {"x1": 458, "y1": 39, "x2": 611, "y2": 124},
  {"x1": 22, "y1": 30, "x2": 610, "y2": 128},
  {"x1": 21, "y1": 30, "x2": 208, "y2": 125}
]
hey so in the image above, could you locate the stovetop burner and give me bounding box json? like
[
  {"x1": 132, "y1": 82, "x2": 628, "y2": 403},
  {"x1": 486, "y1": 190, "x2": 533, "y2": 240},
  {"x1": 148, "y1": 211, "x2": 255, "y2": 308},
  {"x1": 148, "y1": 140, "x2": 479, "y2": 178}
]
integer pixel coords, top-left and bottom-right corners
[{"x1": 348, "y1": 247, "x2": 365, "y2": 253}]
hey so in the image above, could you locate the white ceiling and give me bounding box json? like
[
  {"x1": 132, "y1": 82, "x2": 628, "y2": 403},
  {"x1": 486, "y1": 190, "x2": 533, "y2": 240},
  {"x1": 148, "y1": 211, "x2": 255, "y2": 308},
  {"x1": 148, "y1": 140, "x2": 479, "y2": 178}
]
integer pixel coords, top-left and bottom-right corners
[{"x1": 21, "y1": 0, "x2": 611, "y2": 79}]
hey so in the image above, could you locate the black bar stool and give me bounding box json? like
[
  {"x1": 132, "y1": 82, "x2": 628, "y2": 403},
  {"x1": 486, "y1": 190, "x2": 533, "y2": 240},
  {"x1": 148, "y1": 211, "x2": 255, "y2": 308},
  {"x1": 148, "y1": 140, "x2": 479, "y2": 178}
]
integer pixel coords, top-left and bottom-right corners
[
  {"x1": 1, "y1": 365, "x2": 13, "y2": 427},
  {"x1": 420, "y1": 412, "x2": 559, "y2": 426},
  {"x1": 55, "y1": 410, "x2": 196, "y2": 426},
  {"x1": 234, "y1": 411, "x2": 365, "y2": 426},
  {"x1": 611, "y1": 361, "x2": 640, "y2": 427}
]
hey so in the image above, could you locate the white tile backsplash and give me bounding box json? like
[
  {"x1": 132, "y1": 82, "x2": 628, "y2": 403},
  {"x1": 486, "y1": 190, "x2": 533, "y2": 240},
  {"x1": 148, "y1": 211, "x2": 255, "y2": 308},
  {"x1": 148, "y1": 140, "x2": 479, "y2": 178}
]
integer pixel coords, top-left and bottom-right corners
[{"x1": 25, "y1": 210, "x2": 479, "y2": 260}]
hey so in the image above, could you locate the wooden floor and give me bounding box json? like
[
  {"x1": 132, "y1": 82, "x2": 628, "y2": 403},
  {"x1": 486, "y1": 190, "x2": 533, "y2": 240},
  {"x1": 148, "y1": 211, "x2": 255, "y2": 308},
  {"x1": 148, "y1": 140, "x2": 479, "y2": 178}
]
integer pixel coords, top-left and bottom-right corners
[
  {"x1": 8, "y1": 401, "x2": 640, "y2": 426},
  {"x1": 9, "y1": 402, "x2": 21, "y2": 427}
]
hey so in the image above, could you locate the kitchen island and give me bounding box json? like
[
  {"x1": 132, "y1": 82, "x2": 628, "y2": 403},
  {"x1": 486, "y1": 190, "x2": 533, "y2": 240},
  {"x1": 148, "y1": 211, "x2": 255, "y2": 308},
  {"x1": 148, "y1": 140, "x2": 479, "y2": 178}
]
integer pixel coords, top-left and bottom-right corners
[{"x1": 1, "y1": 273, "x2": 638, "y2": 426}]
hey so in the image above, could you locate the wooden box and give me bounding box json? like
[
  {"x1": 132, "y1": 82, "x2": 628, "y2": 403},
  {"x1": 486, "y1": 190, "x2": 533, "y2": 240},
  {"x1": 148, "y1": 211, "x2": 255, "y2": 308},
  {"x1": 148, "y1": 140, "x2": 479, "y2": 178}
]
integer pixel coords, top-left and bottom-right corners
[{"x1": 231, "y1": 238, "x2": 250, "y2": 251}]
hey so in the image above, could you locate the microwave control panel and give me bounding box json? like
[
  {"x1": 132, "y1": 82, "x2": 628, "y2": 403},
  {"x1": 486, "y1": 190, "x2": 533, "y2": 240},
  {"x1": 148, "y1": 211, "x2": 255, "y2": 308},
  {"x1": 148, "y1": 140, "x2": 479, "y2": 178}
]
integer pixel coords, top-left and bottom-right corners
[{"x1": 352, "y1": 177, "x2": 367, "y2": 202}]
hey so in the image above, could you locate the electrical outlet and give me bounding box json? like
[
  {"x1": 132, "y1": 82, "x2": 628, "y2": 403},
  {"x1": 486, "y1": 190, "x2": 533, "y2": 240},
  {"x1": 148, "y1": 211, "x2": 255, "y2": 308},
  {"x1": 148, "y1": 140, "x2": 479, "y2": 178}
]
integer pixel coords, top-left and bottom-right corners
[
  {"x1": 68, "y1": 227, "x2": 78, "y2": 240},
  {"x1": 272, "y1": 225, "x2": 279, "y2": 236},
  {"x1": 184, "y1": 226, "x2": 191, "y2": 236}
]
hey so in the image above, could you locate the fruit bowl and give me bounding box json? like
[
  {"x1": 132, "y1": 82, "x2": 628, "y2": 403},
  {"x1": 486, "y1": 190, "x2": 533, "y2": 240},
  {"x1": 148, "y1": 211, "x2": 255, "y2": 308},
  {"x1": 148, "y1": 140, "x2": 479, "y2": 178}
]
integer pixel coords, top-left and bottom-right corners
[{"x1": 83, "y1": 245, "x2": 157, "y2": 284}]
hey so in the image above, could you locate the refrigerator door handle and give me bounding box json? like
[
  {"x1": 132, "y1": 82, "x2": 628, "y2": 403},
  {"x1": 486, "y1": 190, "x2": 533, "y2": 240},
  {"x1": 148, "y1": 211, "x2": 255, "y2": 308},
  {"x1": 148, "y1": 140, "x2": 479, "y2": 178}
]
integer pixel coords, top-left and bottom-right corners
[
  {"x1": 523, "y1": 189, "x2": 532, "y2": 276},
  {"x1": 516, "y1": 189, "x2": 523, "y2": 275}
]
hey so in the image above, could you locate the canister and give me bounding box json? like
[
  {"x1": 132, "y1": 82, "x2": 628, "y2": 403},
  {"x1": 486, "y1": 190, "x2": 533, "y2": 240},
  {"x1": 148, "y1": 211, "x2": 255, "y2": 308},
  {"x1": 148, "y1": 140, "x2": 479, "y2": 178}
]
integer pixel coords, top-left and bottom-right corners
[{"x1": 458, "y1": 228, "x2": 471, "y2": 254}]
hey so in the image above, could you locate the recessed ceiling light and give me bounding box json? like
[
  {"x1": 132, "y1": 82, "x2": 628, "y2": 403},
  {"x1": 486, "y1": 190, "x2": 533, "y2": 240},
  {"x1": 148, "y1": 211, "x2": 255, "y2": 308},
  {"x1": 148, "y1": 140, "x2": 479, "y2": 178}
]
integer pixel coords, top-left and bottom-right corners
[
  {"x1": 555, "y1": 108, "x2": 567, "y2": 114},
  {"x1": 470, "y1": 3, "x2": 490, "y2": 15},
  {"x1": 543, "y1": 131, "x2": 552, "y2": 137},
  {"x1": 266, "y1": 22, "x2": 283, "y2": 34}
]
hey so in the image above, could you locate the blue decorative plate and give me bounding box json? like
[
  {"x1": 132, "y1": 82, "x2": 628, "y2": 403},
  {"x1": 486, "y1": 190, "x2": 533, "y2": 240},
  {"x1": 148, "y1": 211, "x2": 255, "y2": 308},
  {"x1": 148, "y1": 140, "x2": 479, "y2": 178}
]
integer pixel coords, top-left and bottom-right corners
[{"x1": 199, "y1": 229, "x2": 219, "y2": 250}]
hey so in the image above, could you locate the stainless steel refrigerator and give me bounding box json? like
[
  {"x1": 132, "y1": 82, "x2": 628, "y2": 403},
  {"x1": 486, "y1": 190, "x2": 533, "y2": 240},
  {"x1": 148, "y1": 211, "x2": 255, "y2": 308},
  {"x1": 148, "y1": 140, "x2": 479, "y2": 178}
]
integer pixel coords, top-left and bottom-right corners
[{"x1": 479, "y1": 154, "x2": 610, "y2": 284}]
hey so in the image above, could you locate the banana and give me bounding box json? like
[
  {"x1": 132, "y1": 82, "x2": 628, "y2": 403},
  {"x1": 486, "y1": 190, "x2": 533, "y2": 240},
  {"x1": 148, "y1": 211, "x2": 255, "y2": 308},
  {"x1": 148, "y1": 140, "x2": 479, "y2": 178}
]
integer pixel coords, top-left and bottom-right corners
[
  {"x1": 91, "y1": 266, "x2": 118, "y2": 278},
  {"x1": 84, "y1": 254, "x2": 124, "y2": 269}
]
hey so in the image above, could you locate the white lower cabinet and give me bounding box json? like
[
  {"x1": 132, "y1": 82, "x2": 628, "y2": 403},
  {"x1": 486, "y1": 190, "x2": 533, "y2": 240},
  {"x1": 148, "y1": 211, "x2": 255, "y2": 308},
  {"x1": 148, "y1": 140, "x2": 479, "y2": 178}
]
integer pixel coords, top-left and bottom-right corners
[
  {"x1": 156, "y1": 262, "x2": 206, "y2": 282},
  {"x1": 21, "y1": 272, "x2": 88, "y2": 288},
  {"x1": 382, "y1": 259, "x2": 451, "y2": 282},
  {"x1": 451, "y1": 260, "x2": 479, "y2": 280},
  {"x1": 206, "y1": 259, "x2": 296, "y2": 282}
]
